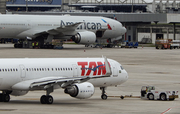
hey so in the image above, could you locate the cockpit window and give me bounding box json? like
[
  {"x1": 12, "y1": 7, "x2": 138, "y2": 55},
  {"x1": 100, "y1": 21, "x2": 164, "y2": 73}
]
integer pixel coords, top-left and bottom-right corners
[{"x1": 120, "y1": 66, "x2": 124, "y2": 70}]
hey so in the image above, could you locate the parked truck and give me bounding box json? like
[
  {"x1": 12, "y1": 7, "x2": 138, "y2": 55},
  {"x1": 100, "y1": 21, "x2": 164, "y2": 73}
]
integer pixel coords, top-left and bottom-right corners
[
  {"x1": 141, "y1": 86, "x2": 178, "y2": 101},
  {"x1": 155, "y1": 39, "x2": 180, "y2": 49}
]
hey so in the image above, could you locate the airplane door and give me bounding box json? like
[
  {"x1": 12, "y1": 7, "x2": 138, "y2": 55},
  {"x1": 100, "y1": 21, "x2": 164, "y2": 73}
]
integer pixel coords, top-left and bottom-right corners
[
  {"x1": 19, "y1": 64, "x2": 26, "y2": 78},
  {"x1": 112, "y1": 62, "x2": 118, "y2": 77},
  {"x1": 72, "y1": 64, "x2": 78, "y2": 77}
]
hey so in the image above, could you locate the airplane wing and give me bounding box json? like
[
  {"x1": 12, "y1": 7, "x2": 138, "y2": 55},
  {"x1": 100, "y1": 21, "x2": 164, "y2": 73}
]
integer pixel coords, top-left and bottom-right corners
[
  {"x1": 11, "y1": 76, "x2": 90, "y2": 90},
  {"x1": 32, "y1": 22, "x2": 83, "y2": 37},
  {"x1": 12, "y1": 57, "x2": 112, "y2": 91}
]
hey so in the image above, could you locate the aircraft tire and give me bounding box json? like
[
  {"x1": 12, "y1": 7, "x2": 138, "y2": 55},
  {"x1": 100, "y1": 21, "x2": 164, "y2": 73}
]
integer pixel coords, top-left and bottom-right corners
[
  {"x1": 3, "y1": 94, "x2": 10, "y2": 102},
  {"x1": 101, "y1": 94, "x2": 107, "y2": 100},
  {"x1": 40, "y1": 95, "x2": 47, "y2": 104},
  {"x1": 46, "y1": 95, "x2": 53, "y2": 104},
  {"x1": 0, "y1": 94, "x2": 3, "y2": 102},
  {"x1": 14, "y1": 44, "x2": 18, "y2": 48}
]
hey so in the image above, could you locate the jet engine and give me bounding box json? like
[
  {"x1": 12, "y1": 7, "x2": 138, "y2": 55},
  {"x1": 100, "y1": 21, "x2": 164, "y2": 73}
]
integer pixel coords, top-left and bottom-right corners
[
  {"x1": 64, "y1": 82, "x2": 94, "y2": 99},
  {"x1": 72, "y1": 31, "x2": 96, "y2": 44},
  {"x1": 10, "y1": 90, "x2": 28, "y2": 96}
]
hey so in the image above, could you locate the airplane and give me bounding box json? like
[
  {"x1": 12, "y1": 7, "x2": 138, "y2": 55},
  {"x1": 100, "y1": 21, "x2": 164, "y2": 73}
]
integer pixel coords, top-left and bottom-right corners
[
  {"x1": 0, "y1": 56, "x2": 128, "y2": 104},
  {"x1": 0, "y1": 14, "x2": 126, "y2": 48}
]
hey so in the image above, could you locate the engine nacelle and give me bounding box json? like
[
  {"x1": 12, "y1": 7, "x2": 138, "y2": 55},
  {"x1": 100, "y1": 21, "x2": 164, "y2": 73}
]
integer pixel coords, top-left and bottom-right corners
[
  {"x1": 72, "y1": 31, "x2": 96, "y2": 44},
  {"x1": 64, "y1": 82, "x2": 94, "y2": 99},
  {"x1": 10, "y1": 90, "x2": 28, "y2": 96}
]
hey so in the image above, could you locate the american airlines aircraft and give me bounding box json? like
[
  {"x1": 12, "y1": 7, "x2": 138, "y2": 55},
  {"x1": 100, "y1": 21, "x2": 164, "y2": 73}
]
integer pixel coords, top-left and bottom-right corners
[
  {"x1": 0, "y1": 14, "x2": 126, "y2": 48},
  {"x1": 0, "y1": 57, "x2": 128, "y2": 104}
]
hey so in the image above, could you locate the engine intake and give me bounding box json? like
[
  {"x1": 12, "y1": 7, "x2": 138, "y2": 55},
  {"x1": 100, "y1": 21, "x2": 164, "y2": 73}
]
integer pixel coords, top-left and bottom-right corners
[
  {"x1": 64, "y1": 82, "x2": 94, "y2": 99},
  {"x1": 72, "y1": 31, "x2": 96, "y2": 44}
]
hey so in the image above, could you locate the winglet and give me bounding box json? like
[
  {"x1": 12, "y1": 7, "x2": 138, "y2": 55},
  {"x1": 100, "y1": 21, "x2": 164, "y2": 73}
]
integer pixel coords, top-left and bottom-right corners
[{"x1": 104, "y1": 56, "x2": 112, "y2": 76}]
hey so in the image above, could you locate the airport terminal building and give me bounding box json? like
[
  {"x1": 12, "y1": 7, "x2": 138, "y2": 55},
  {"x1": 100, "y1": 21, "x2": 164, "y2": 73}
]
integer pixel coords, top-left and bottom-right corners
[
  {"x1": 1, "y1": 0, "x2": 180, "y2": 44},
  {"x1": 6, "y1": 0, "x2": 61, "y2": 11}
]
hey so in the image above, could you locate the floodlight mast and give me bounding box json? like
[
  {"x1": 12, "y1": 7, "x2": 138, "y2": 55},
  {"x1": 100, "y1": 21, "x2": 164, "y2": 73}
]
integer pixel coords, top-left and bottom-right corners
[{"x1": 26, "y1": 0, "x2": 28, "y2": 12}]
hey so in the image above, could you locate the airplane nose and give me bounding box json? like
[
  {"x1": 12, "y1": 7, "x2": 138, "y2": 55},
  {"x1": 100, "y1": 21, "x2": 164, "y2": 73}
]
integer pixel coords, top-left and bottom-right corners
[
  {"x1": 116, "y1": 22, "x2": 126, "y2": 36},
  {"x1": 122, "y1": 70, "x2": 128, "y2": 83},
  {"x1": 122, "y1": 27, "x2": 127, "y2": 34}
]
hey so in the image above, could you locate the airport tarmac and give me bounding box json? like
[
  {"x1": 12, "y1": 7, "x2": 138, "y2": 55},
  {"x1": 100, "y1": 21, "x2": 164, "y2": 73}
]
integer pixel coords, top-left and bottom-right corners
[{"x1": 0, "y1": 44, "x2": 180, "y2": 114}]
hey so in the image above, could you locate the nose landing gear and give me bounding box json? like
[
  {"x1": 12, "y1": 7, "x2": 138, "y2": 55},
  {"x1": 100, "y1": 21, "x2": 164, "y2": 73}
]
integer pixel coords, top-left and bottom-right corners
[{"x1": 100, "y1": 87, "x2": 108, "y2": 100}]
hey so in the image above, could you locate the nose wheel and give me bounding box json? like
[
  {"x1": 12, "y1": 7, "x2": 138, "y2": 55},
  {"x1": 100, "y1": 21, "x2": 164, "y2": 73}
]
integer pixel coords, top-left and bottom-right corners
[
  {"x1": 100, "y1": 87, "x2": 108, "y2": 100},
  {"x1": 101, "y1": 94, "x2": 108, "y2": 100}
]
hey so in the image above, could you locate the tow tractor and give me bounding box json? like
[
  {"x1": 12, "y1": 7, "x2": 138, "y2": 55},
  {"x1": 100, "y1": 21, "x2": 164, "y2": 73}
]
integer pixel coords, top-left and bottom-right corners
[
  {"x1": 107, "y1": 86, "x2": 178, "y2": 101},
  {"x1": 141, "y1": 86, "x2": 178, "y2": 101}
]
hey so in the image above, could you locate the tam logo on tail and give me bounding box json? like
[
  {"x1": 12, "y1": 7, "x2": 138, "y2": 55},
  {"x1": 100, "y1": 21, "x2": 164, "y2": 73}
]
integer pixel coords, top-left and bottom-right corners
[{"x1": 77, "y1": 62, "x2": 108, "y2": 76}]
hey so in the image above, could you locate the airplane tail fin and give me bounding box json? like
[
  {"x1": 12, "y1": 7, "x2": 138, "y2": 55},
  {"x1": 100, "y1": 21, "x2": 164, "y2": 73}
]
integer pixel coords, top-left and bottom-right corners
[{"x1": 103, "y1": 56, "x2": 112, "y2": 76}]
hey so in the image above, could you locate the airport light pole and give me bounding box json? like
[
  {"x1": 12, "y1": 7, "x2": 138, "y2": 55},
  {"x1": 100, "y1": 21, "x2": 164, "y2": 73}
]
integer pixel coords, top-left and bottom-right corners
[
  {"x1": 26, "y1": 0, "x2": 28, "y2": 12},
  {"x1": 131, "y1": 0, "x2": 133, "y2": 13}
]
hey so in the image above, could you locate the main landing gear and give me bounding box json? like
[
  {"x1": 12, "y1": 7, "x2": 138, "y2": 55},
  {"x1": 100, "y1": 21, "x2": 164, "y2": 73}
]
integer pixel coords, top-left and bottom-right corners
[
  {"x1": 100, "y1": 87, "x2": 108, "y2": 100},
  {"x1": 40, "y1": 95, "x2": 53, "y2": 104},
  {"x1": 0, "y1": 91, "x2": 10, "y2": 102},
  {"x1": 40, "y1": 86, "x2": 54, "y2": 104}
]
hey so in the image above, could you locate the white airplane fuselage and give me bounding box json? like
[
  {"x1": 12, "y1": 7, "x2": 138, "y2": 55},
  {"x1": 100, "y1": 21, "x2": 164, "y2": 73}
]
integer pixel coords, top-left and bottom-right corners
[
  {"x1": 0, "y1": 58, "x2": 128, "y2": 90},
  {"x1": 0, "y1": 15, "x2": 126, "y2": 41}
]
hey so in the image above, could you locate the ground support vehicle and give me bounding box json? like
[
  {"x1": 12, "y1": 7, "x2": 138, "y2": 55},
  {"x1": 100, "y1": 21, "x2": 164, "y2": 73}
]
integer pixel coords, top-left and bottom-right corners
[
  {"x1": 155, "y1": 39, "x2": 180, "y2": 49},
  {"x1": 170, "y1": 40, "x2": 180, "y2": 49},
  {"x1": 133, "y1": 42, "x2": 139, "y2": 48},
  {"x1": 121, "y1": 40, "x2": 138, "y2": 48},
  {"x1": 141, "y1": 86, "x2": 178, "y2": 101},
  {"x1": 155, "y1": 39, "x2": 171, "y2": 49},
  {"x1": 107, "y1": 86, "x2": 178, "y2": 101}
]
